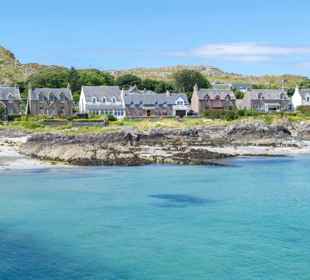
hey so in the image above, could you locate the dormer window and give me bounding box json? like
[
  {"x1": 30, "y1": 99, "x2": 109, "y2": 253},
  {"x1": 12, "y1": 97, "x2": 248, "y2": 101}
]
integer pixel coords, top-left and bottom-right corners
[
  {"x1": 215, "y1": 95, "x2": 220, "y2": 100},
  {"x1": 60, "y1": 93, "x2": 65, "y2": 101},
  {"x1": 112, "y1": 96, "x2": 117, "y2": 103},
  {"x1": 204, "y1": 94, "x2": 209, "y2": 101},
  {"x1": 176, "y1": 98, "x2": 185, "y2": 106},
  {"x1": 280, "y1": 93, "x2": 286, "y2": 100},
  {"x1": 306, "y1": 96, "x2": 310, "y2": 102},
  {"x1": 102, "y1": 97, "x2": 106, "y2": 103},
  {"x1": 39, "y1": 93, "x2": 45, "y2": 102},
  {"x1": 225, "y1": 95, "x2": 231, "y2": 101},
  {"x1": 92, "y1": 97, "x2": 97, "y2": 103},
  {"x1": 258, "y1": 93, "x2": 264, "y2": 100}
]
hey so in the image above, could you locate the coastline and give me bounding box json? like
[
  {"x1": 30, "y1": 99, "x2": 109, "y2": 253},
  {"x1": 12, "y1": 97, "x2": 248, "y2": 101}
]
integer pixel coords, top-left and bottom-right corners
[{"x1": 0, "y1": 135, "x2": 64, "y2": 171}]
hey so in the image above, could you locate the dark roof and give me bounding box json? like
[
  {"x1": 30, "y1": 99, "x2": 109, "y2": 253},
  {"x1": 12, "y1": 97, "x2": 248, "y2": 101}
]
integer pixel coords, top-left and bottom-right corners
[
  {"x1": 124, "y1": 90, "x2": 189, "y2": 106},
  {"x1": 82, "y1": 86, "x2": 122, "y2": 102},
  {"x1": 197, "y1": 89, "x2": 236, "y2": 100},
  {"x1": 0, "y1": 86, "x2": 21, "y2": 101},
  {"x1": 30, "y1": 88, "x2": 73, "y2": 101},
  {"x1": 245, "y1": 89, "x2": 288, "y2": 100}
]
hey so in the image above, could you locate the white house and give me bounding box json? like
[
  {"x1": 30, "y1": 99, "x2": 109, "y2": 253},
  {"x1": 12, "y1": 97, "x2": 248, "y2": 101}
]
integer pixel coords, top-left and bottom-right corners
[
  {"x1": 79, "y1": 86, "x2": 126, "y2": 119},
  {"x1": 292, "y1": 86, "x2": 310, "y2": 110}
]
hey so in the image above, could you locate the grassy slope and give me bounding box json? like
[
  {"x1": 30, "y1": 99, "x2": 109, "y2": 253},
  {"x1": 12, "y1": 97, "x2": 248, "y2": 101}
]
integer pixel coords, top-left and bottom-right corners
[{"x1": 0, "y1": 46, "x2": 307, "y2": 88}]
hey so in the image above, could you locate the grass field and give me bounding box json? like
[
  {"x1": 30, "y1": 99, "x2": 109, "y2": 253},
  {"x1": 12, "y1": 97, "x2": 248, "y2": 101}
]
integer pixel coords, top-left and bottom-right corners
[{"x1": 1, "y1": 112, "x2": 310, "y2": 135}]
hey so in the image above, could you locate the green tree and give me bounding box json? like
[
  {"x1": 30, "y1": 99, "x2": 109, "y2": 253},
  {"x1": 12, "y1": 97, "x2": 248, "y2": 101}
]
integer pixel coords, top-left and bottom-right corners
[
  {"x1": 115, "y1": 74, "x2": 142, "y2": 89},
  {"x1": 141, "y1": 79, "x2": 176, "y2": 93},
  {"x1": 28, "y1": 67, "x2": 70, "y2": 88},
  {"x1": 299, "y1": 78, "x2": 310, "y2": 88},
  {"x1": 68, "y1": 67, "x2": 80, "y2": 92},
  {"x1": 173, "y1": 70, "x2": 210, "y2": 93},
  {"x1": 233, "y1": 89, "x2": 245, "y2": 99},
  {"x1": 78, "y1": 69, "x2": 114, "y2": 86}
]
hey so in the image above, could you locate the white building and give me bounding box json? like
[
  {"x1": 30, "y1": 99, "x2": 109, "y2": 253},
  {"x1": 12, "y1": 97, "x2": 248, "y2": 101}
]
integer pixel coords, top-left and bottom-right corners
[
  {"x1": 292, "y1": 86, "x2": 310, "y2": 110},
  {"x1": 79, "y1": 86, "x2": 126, "y2": 119}
]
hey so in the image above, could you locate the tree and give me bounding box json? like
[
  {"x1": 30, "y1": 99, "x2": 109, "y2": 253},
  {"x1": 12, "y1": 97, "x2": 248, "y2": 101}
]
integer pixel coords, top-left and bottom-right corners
[
  {"x1": 115, "y1": 74, "x2": 142, "y2": 89},
  {"x1": 299, "y1": 78, "x2": 310, "y2": 89},
  {"x1": 77, "y1": 69, "x2": 114, "y2": 86},
  {"x1": 173, "y1": 70, "x2": 210, "y2": 93},
  {"x1": 68, "y1": 67, "x2": 80, "y2": 92},
  {"x1": 233, "y1": 89, "x2": 245, "y2": 99},
  {"x1": 141, "y1": 79, "x2": 176, "y2": 93},
  {"x1": 28, "y1": 67, "x2": 70, "y2": 88}
]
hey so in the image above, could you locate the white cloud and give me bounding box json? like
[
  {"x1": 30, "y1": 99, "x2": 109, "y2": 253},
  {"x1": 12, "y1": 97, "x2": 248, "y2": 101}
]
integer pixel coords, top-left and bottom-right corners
[{"x1": 173, "y1": 43, "x2": 310, "y2": 63}]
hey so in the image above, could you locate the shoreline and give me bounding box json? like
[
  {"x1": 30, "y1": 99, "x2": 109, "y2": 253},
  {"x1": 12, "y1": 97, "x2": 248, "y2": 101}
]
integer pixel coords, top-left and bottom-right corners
[{"x1": 2, "y1": 121, "x2": 310, "y2": 169}]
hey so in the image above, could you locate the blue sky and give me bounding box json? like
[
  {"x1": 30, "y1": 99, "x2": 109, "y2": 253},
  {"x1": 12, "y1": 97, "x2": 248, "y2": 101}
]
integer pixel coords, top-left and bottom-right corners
[{"x1": 2, "y1": 0, "x2": 310, "y2": 76}]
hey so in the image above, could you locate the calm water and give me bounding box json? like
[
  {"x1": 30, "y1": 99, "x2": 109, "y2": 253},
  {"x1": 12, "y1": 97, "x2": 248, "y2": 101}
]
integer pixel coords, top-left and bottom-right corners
[{"x1": 1, "y1": 157, "x2": 310, "y2": 280}]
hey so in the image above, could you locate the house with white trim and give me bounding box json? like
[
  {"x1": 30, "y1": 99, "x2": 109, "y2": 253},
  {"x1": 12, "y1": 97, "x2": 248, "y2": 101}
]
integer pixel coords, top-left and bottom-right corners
[{"x1": 292, "y1": 86, "x2": 310, "y2": 110}]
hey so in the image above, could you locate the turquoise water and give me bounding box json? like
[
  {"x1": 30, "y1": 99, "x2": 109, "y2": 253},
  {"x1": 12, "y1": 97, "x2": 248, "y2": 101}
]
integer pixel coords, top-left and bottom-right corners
[{"x1": 1, "y1": 157, "x2": 310, "y2": 279}]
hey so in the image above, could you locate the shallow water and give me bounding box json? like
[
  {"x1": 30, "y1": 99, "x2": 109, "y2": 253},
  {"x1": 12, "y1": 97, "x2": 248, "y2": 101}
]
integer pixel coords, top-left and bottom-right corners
[{"x1": 1, "y1": 157, "x2": 310, "y2": 279}]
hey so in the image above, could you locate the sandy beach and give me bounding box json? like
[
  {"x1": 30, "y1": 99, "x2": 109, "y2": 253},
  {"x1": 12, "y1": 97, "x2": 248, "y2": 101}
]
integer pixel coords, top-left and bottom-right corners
[{"x1": 0, "y1": 136, "x2": 54, "y2": 170}]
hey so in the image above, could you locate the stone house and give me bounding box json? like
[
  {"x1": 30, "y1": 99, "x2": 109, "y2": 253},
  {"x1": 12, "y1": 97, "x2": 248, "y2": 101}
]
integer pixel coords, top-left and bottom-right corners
[
  {"x1": 237, "y1": 89, "x2": 291, "y2": 112},
  {"x1": 191, "y1": 85, "x2": 236, "y2": 115},
  {"x1": 124, "y1": 88, "x2": 190, "y2": 118},
  {"x1": 0, "y1": 86, "x2": 21, "y2": 119},
  {"x1": 27, "y1": 86, "x2": 73, "y2": 116},
  {"x1": 292, "y1": 86, "x2": 310, "y2": 110},
  {"x1": 79, "y1": 86, "x2": 125, "y2": 119}
]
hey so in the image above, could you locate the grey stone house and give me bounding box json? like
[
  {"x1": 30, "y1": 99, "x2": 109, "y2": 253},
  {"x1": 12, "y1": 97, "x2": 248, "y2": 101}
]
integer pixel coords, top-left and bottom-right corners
[
  {"x1": 79, "y1": 86, "x2": 125, "y2": 119},
  {"x1": 124, "y1": 88, "x2": 190, "y2": 118},
  {"x1": 191, "y1": 85, "x2": 236, "y2": 115},
  {"x1": 27, "y1": 86, "x2": 73, "y2": 116},
  {"x1": 237, "y1": 89, "x2": 291, "y2": 112},
  {"x1": 0, "y1": 86, "x2": 21, "y2": 119}
]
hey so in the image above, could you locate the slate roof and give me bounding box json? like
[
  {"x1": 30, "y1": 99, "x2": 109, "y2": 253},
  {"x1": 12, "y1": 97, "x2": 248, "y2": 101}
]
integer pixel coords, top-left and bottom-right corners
[
  {"x1": 231, "y1": 83, "x2": 252, "y2": 90},
  {"x1": 197, "y1": 89, "x2": 236, "y2": 100},
  {"x1": 212, "y1": 83, "x2": 232, "y2": 90},
  {"x1": 124, "y1": 90, "x2": 189, "y2": 106},
  {"x1": 0, "y1": 86, "x2": 21, "y2": 101},
  {"x1": 30, "y1": 88, "x2": 73, "y2": 101},
  {"x1": 245, "y1": 89, "x2": 289, "y2": 100},
  {"x1": 82, "y1": 86, "x2": 122, "y2": 102}
]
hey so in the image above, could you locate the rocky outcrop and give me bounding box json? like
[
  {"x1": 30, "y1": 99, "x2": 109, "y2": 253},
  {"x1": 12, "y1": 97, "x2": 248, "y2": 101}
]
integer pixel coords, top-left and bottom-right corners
[{"x1": 18, "y1": 121, "x2": 304, "y2": 166}]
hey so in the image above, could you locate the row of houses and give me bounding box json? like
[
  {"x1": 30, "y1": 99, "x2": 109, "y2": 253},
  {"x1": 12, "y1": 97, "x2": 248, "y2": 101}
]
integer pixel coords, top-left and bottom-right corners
[{"x1": 0, "y1": 84, "x2": 310, "y2": 119}]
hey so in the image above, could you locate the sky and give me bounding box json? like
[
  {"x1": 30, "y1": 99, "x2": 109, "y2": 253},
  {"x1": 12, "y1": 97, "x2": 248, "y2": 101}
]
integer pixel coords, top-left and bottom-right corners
[{"x1": 2, "y1": 0, "x2": 310, "y2": 76}]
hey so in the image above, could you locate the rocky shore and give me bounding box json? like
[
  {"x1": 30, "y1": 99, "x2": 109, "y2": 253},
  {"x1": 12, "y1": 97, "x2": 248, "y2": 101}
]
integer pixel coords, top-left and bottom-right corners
[{"x1": 13, "y1": 120, "x2": 310, "y2": 166}]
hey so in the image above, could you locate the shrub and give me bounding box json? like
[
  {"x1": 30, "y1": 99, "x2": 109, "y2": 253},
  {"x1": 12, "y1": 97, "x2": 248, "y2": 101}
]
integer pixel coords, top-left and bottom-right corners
[{"x1": 107, "y1": 114, "x2": 117, "y2": 122}]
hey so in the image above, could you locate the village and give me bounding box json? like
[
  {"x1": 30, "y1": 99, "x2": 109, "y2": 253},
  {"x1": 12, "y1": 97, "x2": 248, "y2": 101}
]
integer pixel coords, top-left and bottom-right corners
[{"x1": 0, "y1": 82, "x2": 309, "y2": 122}]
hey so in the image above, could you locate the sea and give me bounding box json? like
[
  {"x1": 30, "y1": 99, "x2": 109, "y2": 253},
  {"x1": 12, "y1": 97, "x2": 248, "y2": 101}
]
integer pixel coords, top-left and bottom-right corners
[{"x1": 1, "y1": 156, "x2": 310, "y2": 280}]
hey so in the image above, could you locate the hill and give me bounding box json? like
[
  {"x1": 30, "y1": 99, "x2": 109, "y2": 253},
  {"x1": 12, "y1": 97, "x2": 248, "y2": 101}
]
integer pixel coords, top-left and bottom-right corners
[{"x1": 0, "y1": 45, "x2": 308, "y2": 89}]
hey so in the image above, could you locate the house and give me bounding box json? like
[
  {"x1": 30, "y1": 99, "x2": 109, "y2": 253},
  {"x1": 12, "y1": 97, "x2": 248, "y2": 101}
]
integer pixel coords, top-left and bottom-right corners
[
  {"x1": 27, "y1": 85, "x2": 73, "y2": 116},
  {"x1": 191, "y1": 84, "x2": 236, "y2": 115},
  {"x1": 79, "y1": 86, "x2": 126, "y2": 119},
  {"x1": 237, "y1": 89, "x2": 291, "y2": 112},
  {"x1": 0, "y1": 86, "x2": 21, "y2": 119},
  {"x1": 211, "y1": 82, "x2": 232, "y2": 90},
  {"x1": 124, "y1": 88, "x2": 190, "y2": 118},
  {"x1": 231, "y1": 83, "x2": 252, "y2": 93},
  {"x1": 292, "y1": 86, "x2": 310, "y2": 110}
]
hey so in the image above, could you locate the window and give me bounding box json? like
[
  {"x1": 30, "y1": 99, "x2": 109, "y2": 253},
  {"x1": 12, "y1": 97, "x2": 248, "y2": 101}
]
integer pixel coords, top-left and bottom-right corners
[
  {"x1": 307, "y1": 96, "x2": 310, "y2": 102},
  {"x1": 60, "y1": 93, "x2": 65, "y2": 101},
  {"x1": 176, "y1": 98, "x2": 184, "y2": 105},
  {"x1": 39, "y1": 94, "x2": 45, "y2": 102}
]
